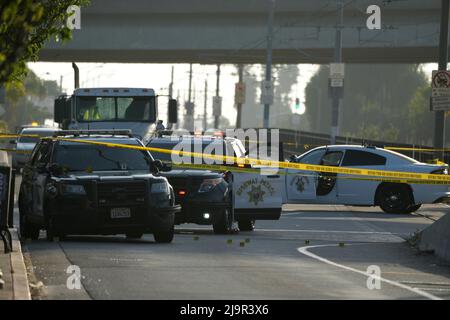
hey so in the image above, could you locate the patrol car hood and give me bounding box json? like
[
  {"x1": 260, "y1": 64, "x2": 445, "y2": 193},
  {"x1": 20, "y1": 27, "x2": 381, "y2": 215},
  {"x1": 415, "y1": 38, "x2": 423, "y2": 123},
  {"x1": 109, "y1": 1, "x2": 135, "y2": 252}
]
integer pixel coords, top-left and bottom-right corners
[{"x1": 160, "y1": 169, "x2": 221, "y2": 179}]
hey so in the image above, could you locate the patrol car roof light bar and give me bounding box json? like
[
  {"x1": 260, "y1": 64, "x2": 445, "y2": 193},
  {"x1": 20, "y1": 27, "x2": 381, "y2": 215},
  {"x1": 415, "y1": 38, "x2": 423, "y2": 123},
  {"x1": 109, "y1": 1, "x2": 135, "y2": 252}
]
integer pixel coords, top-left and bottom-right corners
[{"x1": 53, "y1": 129, "x2": 133, "y2": 137}]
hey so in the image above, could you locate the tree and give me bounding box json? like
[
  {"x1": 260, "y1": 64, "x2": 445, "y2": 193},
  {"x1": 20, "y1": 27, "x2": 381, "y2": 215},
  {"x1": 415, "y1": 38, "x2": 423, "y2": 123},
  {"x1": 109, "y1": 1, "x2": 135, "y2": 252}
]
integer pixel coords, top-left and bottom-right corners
[
  {"x1": 240, "y1": 65, "x2": 297, "y2": 129},
  {"x1": 304, "y1": 64, "x2": 434, "y2": 143},
  {"x1": 0, "y1": 0, "x2": 89, "y2": 85},
  {"x1": 1, "y1": 68, "x2": 60, "y2": 130}
]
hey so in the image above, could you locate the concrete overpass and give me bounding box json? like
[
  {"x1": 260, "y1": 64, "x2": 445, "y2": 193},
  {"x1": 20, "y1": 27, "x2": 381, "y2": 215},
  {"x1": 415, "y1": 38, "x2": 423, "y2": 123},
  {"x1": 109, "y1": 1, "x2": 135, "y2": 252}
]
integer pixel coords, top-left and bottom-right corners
[{"x1": 40, "y1": 0, "x2": 445, "y2": 64}]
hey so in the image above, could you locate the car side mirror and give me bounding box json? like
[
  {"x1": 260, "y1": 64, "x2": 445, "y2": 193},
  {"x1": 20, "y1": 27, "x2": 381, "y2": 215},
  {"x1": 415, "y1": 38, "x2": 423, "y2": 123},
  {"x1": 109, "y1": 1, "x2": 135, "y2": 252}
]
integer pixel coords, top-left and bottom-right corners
[
  {"x1": 150, "y1": 159, "x2": 163, "y2": 173},
  {"x1": 49, "y1": 163, "x2": 64, "y2": 176},
  {"x1": 161, "y1": 162, "x2": 172, "y2": 172},
  {"x1": 10, "y1": 139, "x2": 16, "y2": 145},
  {"x1": 168, "y1": 99, "x2": 178, "y2": 124},
  {"x1": 289, "y1": 155, "x2": 297, "y2": 162}
]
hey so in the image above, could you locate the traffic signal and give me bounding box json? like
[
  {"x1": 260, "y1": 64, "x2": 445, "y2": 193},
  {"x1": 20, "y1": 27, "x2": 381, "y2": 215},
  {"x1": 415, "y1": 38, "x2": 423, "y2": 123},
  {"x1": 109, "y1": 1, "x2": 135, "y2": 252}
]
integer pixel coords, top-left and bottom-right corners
[{"x1": 294, "y1": 98, "x2": 300, "y2": 110}]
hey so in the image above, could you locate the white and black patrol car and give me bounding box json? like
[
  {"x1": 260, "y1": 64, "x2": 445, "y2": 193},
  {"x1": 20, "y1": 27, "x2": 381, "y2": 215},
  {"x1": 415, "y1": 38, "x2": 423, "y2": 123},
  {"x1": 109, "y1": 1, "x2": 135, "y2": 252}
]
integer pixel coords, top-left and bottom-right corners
[{"x1": 287, "y1": 145, "x2": 449, "y2": 213}]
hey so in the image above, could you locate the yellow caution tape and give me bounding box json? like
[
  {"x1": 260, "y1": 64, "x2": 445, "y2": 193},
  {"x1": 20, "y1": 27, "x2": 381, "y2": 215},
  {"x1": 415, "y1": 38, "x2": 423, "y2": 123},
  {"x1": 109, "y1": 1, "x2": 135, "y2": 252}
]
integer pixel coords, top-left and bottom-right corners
[
  {"x1": 1, "y1": 133, "x2": 449, "y2": 184},
  {"x1": 54, "y1": 136, "x2": 450, "y2": 185}
]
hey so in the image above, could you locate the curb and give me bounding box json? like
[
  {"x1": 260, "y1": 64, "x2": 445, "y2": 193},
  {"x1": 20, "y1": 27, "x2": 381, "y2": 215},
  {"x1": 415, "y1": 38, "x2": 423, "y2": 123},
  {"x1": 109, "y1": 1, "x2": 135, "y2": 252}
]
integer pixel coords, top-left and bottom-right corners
[{"x1": 9, "y1": 228, "x2": 31, "y2": 300}]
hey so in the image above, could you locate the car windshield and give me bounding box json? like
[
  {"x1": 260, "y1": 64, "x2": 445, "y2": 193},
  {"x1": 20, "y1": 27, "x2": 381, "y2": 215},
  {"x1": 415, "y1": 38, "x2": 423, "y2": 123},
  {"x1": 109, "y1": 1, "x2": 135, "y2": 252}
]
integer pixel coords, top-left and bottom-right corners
[
  {"x1": 18, "y1": 130, "x2": 56, "y2": 143},
  {"x1": 148, "y1": 139, "x2": 241, "y2": 164},
  {"x1": 53, "y1": 141, "x2": 151, "y2": 172},
  {"x1": 75, "y1": 96, "x2": 156, "y2": 122}
]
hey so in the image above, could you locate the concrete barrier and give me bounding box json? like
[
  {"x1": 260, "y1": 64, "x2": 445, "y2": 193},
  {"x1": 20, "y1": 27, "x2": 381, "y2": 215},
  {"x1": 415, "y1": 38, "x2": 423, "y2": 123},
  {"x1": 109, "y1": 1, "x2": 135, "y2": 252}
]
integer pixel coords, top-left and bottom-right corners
[{"x1": 418, "y1": 210, "x2": 450, "y2": 262}]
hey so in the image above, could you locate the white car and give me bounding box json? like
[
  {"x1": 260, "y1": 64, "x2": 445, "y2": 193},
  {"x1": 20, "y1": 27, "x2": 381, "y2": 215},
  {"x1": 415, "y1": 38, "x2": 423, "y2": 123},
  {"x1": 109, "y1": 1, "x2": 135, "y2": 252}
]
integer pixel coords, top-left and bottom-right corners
[
  {"x1": 286, "y1": 145, "x2": 449, "y2": 213},
  {"x1": 12, "y1": 127, "x2": 60, "y2": 169}
]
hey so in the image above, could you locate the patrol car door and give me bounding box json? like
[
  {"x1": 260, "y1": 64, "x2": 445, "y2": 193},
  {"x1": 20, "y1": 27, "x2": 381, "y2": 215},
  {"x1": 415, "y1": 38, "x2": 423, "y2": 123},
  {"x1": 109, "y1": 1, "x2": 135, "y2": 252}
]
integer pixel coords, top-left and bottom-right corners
[
  {"x1": 31, "y1": 141, "x2": 52, "y2": 219},
  {"x1": 232, "y1": 171, "x2": 283, "y2": 221},
  {"x1": 285, "y1": 148, "x2": 326, "y2": 203}
]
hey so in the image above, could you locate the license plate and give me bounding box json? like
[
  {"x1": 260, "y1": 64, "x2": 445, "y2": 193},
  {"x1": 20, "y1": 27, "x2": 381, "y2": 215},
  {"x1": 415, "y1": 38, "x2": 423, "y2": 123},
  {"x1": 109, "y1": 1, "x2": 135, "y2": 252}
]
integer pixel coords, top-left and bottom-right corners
[{"x1": 110, "y1": 208, "x2": 131, "y2": 219}]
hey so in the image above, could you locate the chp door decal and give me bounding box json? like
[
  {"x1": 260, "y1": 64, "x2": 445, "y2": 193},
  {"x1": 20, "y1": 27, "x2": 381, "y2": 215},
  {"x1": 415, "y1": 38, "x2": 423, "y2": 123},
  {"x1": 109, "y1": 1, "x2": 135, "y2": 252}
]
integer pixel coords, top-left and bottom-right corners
[{"x1": 233, "y1": 173, "x2": 283, "y2": 210}]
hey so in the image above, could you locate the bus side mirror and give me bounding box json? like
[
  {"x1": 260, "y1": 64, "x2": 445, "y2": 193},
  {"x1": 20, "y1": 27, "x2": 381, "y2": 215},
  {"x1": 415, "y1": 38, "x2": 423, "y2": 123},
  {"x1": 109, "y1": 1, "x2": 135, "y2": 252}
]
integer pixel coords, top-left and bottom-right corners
[
  {"x1": 54, "y1": 96, "x2": 71, "y2": 124},
  {"x1": 168, "y1": 99, "x2": 178, "y2": 124}
]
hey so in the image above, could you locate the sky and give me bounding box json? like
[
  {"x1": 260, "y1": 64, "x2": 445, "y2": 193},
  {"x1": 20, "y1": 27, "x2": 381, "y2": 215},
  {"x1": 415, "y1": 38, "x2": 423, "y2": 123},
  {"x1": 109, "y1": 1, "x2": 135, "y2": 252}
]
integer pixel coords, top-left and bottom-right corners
[{"x1": 27, "y1": 62, "x2": 318, "y2": 128}]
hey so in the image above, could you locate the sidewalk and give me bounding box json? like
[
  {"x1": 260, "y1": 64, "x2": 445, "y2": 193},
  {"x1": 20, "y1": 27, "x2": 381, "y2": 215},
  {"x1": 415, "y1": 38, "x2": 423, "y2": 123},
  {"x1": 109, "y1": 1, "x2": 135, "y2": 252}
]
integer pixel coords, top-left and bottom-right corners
[{"x1": 0, "y1": 228, "x2": 31, "y2": 300}]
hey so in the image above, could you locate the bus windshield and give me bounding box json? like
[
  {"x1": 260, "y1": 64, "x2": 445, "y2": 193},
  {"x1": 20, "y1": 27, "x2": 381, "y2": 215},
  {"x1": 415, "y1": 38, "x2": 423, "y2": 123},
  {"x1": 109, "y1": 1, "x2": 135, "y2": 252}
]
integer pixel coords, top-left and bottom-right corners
[{"x1": 76, "y1": 96, "x2": 156, "y2": 122}]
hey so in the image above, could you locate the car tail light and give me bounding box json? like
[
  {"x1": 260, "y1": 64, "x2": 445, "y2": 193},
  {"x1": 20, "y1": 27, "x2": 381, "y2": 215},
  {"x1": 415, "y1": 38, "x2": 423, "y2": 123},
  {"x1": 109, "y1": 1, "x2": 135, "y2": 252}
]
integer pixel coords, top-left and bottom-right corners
[{"x1": 178, "y1": 190, "x2": 187, "y2": 196}]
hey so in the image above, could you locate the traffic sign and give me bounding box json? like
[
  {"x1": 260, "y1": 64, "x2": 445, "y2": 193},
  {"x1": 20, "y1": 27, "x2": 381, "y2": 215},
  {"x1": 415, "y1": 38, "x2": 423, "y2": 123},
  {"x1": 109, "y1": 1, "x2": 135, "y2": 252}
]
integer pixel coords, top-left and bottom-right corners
[
  {"x1": 261, "y1": 80, "x2": 273, "y2": 105},
  {"x1": 212, "y1": 96, "x2": 222, "y2": 116},
  {"x1": 330, "y1": 78, "x2": 344, "y2": 88},
  {"x1": 235, "y1": 82, "x2": 246, "y2": 105},
  {"x1": 330, "y1": 63, "x2": 345, "y2": 79},
  {"x1": 432, "y1": 70, "x2": 450, "y2": 97},
  {"x1": 431, "y1": 96, "x2": 450, "y2": 111}
]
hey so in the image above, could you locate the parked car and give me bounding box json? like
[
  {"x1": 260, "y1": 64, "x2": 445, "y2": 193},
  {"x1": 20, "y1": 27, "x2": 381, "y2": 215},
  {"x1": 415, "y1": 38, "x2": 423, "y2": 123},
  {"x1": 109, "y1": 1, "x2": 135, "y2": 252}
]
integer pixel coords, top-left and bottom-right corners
[
  {"x1": 287, "y1": 145, "x2": 450, "y2": 213},
  {"x1": 147, "y1": 135, "x2": 289, "y2": 232},
  {"x1": 12, "y1": 127, "x2": 60, "y2": 170},
  {"x1": 19, "y1": 130, "x2": 180, "y2": 242},
  {"x1": 146, "y1": 135, "x2": 241, "y2": 233}
]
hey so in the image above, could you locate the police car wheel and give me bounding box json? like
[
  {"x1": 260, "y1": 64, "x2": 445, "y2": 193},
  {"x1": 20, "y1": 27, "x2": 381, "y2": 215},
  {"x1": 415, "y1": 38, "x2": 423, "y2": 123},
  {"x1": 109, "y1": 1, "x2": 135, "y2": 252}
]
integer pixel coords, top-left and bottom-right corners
[
  {"x1": 153, "y1": 225, "x2": 174, "y2": 243},
  {"x1": 378, "y1": 184, "x2": 413, "y2": 214},
  {"x1": 19, "y1": 213, "x2": 40, "y2": 240},
  {"x1": 213, "y1": 209, "x2": 232, "y2": 234},
  {"x1": 238, "y1": 219, "x2": 255, "y2": 231},
  {"x1": 45, "y1": 217, "x2": 65, "y2": 242},
  {"x1": 19, "y1": 196, "x2": 40, "y2": 240}
]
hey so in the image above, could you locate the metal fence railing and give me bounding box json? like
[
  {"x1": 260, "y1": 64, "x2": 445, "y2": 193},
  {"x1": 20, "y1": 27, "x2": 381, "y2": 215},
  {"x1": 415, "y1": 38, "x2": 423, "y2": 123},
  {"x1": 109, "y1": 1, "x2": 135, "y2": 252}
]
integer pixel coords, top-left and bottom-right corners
[{"x1": 241, "y1": 128, "x2": 449, "y2": 165}]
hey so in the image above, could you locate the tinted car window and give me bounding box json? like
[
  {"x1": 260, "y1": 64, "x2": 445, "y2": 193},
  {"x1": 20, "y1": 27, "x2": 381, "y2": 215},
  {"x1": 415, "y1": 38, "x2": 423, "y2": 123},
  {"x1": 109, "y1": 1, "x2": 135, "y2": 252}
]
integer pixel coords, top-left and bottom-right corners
[
  {"x1": 320, "y1": 151, "x2": 343, "y2": 166},
  {"x1": 31, "y1": 141, "x2": 53, "y2": 165},
  {"x1": 53, "y1": 142, "x2": 150, "y2": 171},
  {"x1": 341, "y1": 150, "x2": 386, "y2": 166},
  {"x1": 147, "y1": 142, "x2": 177, "y2": 162},
  {"x1": 296, "y1": 149, "x2": 326, "y2": 164},
  {"x1": 148, "y1": 140, "x2": 229, "y2": 164}
]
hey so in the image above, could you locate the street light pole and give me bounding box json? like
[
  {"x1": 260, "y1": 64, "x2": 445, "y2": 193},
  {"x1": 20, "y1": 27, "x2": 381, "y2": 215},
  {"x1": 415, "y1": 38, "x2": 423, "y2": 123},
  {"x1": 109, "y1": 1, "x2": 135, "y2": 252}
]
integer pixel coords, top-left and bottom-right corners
[
  {"x1": 203, "y1": 79, "x2": 208, "y2": 130},
  {"x1": 214, "y1": 64, "x2": 221, "y2": 129},
  {"x1": 263, "y1": 0, "x2": 275, "y2": 129},
  {"x1": 330, "y1": 0, "x2": 344, "y2": 144},
  {"x1": 434, "y1": 0, "x2": 449, "y2": 157},
  {"x1": 168, "y1": 65, "x2": 174, "y2": 129},
  {"x1": 236, "y1": 64, "x2": 244, "y2": 128}
]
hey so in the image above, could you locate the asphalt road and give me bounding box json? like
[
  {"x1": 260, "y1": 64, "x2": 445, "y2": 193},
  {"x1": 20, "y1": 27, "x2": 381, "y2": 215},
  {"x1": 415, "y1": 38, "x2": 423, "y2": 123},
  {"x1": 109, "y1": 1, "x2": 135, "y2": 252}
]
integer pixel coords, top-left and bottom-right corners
[{"x1": 19, "y1": 198, "x2": 450, "y2": 300}]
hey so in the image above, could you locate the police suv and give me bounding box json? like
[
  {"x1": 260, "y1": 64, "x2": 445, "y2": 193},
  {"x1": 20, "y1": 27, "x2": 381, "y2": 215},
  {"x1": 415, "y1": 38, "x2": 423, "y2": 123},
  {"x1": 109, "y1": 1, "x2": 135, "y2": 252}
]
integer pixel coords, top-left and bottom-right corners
[{"x1": 19, "y1": 130, "x2": 180, "y2": 243}]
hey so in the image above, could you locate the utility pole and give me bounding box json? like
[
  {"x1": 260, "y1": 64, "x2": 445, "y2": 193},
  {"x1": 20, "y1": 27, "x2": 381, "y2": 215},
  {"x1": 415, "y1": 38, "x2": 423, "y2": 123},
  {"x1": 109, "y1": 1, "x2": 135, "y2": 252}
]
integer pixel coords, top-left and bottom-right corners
[
  {"x1": 203, "y1": 79, "x2": 208, "y2": 130},
  {"x1": 236, "y1": 64, "x2": 244, "y2": 128},
  {"x1": 169, "y1": 65, "x2": 174, "y2": 98},
  {"x1": 434, "y1": 0, "x2": 449, "y2": 157},
  {"x1": 186, "y1": 63, "x2": 194, "y2": 131},
  {"x1": 188, "y1": 64, "x2": 193, "y2": 103},
  {"x1": 59, "y1": 75, "x2": 63, "y2": 93},
  {"x1": 167, "y1": 65, "x2": 174, "y2": 129},
  {"x1": 214, "y1": 64, "x2": 221, "y2": 129},
  {"x1": 263, "y1": 0, "x2": 275, "y2": 129},
  {"x1": 330, "y1": 0, "x2": 344, "y2": 144}
]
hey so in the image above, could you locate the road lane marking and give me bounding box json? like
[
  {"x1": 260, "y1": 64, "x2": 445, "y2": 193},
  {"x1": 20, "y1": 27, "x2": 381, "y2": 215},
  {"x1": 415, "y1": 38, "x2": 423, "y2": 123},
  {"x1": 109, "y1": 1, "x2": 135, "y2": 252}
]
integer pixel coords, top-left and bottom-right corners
[
  {"x1": 256, "y1": 228, "x2": 395, "y2": 235},
  {"x1": 178, "y1": 226, "x2": 397, "y2": 235},
  {"x1": 297, "y1": 244, "x2": 442, "y2": 300}
]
